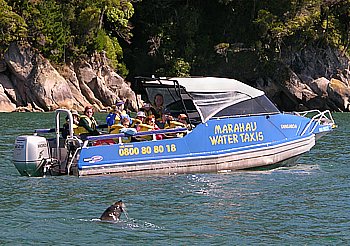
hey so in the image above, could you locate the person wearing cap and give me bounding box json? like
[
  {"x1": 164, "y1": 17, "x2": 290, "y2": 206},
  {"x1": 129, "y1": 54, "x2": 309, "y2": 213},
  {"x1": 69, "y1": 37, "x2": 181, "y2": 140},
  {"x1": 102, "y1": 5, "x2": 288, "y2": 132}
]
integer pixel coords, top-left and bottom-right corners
[
  {"x1": 141, "y1": 102, "x2": 157, "y2": 118},
  {"x1": 177, "y1": 113, "x2": 193, "y2": 130},
  {"x1": 106, "y1": 100, "x2": 130, "y2": 132},
  {"x1": 62, "y1": 110, "x2": 81, "y2": 138},
  {"x1": 71, "y1": 110, "x2": 81, "y2": 134},
  {"x1": 131, "y1": 111, "x2": 146, "y2": 130}
]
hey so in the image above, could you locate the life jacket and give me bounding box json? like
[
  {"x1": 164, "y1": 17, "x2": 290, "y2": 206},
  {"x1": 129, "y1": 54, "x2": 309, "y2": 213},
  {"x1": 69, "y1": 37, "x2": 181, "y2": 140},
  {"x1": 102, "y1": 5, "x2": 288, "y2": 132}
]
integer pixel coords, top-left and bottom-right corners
[
  {"x1": 137, "y1": 123, "x2": 153, "y2": 132},
  {"x1": 164, "y1": 121, "x2": 186, "y2": 129},
  {"x1": 164, "y1": 121, "x2": 186, "y2": 138},
  {"x1": 130, "y1": 118, "x2": 142, "y2": 128},
  {"x1": 110, "y1": 124, "x2": 124, "y2": 134},
  {"x1": 72, "y1": 123, "x2": 82, "y2": 135},
  {"x1": 63, "y1": 122, "x2": 82, "y2": 137},
  {"x1": 77, "y1": 115, "x2": 98, "y2": 134},
  {"x1": 136, "y1": 123, "x2": 155, "y2": 141}
]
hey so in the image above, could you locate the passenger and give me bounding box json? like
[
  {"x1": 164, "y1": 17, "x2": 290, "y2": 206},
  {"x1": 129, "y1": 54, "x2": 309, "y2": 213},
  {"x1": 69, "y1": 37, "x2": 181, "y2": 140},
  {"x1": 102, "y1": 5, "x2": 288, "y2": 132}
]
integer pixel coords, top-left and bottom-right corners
[
  {"x1": 62, "y1": 110, "x2": 80, "y2": 139},
  {"x1": 131, "y1": 111, "x2": 146, "y2": 131},
  {"x1": 107, "y1": 101, "x2": 131, "y2": 133},
  {"x1": 162, "y1": 111, "x2": 188, "y2": 138},
  {"x1": 78, "y1": 106, "x2": 100, "y2": 140},
  {"x1": 177, "y1": 114, "x2": 194, "y2": 130},
  {"x1": 118, "y1": 116, "x2": 134, "y2": 143},
  {"x1": 120, "y1": 116, "x2": 131, "y2": 128},
  {"x1": 71, "y1": 110, "x2": 80, "y2": 127},
  {"x1": 141, "y1": 102, "x2": 157, "y2": 117},
  {"x1": 143, "y1": 115, "x2": 163, "y2": 140},
  {"x1": 106, "y1": 101, "x2": 124, "y2": 127},
  {"x1": 157, "y1": 108, "x2": 172, "y2": 129},
  {"x1": 153, "y1": 93, "x2": 164, "y2": 121}
]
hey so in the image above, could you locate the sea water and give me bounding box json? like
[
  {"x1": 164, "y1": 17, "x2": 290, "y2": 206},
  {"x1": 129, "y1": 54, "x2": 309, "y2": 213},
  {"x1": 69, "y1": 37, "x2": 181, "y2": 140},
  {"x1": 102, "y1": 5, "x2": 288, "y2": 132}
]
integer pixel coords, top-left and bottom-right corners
[{"x1": 0, "y1": 112, "x2": 349, "y2": 245}]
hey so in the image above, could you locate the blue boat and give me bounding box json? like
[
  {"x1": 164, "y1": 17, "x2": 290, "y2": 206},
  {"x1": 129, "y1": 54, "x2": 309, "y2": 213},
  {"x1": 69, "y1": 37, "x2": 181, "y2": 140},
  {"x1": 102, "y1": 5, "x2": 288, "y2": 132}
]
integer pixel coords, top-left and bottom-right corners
[{"x1": 13, "y1": 77, "x2": 336, "y2": 177}]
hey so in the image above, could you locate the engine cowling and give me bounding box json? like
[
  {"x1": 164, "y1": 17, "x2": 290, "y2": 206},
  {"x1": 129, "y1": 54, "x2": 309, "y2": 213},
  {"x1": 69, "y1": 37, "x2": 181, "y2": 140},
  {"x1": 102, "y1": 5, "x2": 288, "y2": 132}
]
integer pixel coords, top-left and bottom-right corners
[{"x1": 13, "y1": 135, "x2": 50, "y2": 177}]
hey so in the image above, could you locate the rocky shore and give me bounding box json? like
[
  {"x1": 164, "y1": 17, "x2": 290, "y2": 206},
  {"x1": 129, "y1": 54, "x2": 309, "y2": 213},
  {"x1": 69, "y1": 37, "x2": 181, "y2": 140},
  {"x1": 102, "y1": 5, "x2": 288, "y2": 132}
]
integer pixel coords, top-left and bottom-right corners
[
  {"x1": 0, "y1": 42, "x2": 137, "y2": 112},
  {"x1": 0, "y1": 42, "x2": 350, "y2": 113}
]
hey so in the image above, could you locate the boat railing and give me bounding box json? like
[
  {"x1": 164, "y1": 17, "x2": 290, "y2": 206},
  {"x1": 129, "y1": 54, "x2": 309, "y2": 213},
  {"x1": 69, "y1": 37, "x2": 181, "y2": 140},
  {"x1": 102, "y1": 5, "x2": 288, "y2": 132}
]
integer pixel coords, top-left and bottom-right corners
[
  {"x1": 84, "y1": 127, "x2": 189, "y2": 147},
  {"x1": 34, "y1": 128, "x2": 57, "y2": 134},
  {"x1": 293, "y1": 110, "x2": 336, "y2": 136},
  {"x1": 212, "y1": 112, "x2": 279, "y2": 120}
]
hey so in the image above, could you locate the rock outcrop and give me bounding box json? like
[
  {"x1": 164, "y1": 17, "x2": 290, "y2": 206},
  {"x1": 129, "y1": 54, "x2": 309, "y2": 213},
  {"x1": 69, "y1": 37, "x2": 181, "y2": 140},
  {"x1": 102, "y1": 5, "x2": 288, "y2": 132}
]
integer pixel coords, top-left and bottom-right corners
[
  {"x1": 255, "y1": 46, "x2": 350, "y2": 112},
  {"x1": 0, "y1": 42, "x2": 137, "y2": 112},
  {"x1": 0, "y1": 42, "x2": 349, "y2": 112}
]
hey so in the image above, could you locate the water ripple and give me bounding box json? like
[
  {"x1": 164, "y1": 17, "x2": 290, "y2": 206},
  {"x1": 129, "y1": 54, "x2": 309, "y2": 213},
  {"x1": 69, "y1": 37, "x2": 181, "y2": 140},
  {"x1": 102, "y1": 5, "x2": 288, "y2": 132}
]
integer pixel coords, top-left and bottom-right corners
[{"x1": 0, "y1": 113, "x2": 350, "y2": 244}]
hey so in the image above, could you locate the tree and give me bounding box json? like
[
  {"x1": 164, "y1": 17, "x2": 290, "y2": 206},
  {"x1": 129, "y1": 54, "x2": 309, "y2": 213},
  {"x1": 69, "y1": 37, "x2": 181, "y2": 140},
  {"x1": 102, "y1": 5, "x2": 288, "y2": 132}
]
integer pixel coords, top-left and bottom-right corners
[{"x1": 0, "y1": 0, "x2": 27, "y2": 56}]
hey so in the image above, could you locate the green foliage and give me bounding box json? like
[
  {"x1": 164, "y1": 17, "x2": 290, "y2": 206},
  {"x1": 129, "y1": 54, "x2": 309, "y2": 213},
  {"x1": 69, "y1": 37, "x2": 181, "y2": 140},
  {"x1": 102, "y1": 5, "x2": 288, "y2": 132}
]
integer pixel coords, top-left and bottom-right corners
[
  {"x1": 2, "y1": 0, "x2": 350, "y2": 77},
  {"x1": 126, "y1": 0, "x2": 350, "y2": 77},
  {"x1": 0, "y1": 0, "x2": 27, "y2": 54},
  {"x1": 94, "y1": 29, "x2": 128, "y2": 76},
  {"x1": 3, "y1": 0, "x2": 134, "y2": 70},
  {"x1": 158, "y1": 58, "x2": 190, "y2": 77}
]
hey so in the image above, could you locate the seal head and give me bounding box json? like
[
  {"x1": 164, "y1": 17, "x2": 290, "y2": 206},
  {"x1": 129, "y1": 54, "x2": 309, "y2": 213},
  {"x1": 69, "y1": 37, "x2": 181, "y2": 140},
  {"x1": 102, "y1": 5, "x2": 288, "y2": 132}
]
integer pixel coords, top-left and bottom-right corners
[{"x1": 100, "y1": 200, "x2": 125, "y2": 221}]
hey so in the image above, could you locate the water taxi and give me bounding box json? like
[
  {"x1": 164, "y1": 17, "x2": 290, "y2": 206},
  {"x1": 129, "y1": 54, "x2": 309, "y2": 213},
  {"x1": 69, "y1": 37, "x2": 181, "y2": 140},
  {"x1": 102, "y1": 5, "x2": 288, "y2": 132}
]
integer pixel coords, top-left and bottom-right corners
[{"x1": 13, "y1": 77, "x2": 336, "y2": 177}]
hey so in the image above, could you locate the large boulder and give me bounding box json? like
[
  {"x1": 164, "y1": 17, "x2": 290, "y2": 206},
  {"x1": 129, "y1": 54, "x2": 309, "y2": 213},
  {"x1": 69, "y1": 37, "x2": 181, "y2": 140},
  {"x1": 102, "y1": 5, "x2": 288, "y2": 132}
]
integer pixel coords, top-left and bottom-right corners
[
  {"x1": 274, "y1": 45, "x2": 350, "y2": 111},
  {"x1": 4, "y1": 42, "x2": 35, "y2": 81},
  {"x1": 58, "y1": 65, "x2": 90, "y2": 111},
  {"x1": 3, "y1": 42, "x2": 76, "y2": 111},
  {"x1": 309, "y1": 77, "x2": 330, "y2": 97},
  {"x1": 0, "y1": 42, "x2": 139, "y2": 112},
  {"x1": 0, "y1": 73, "x2": 20, "y2": 103},
  {"x1": 0, "y1": 84, "x2": 16, "y2": 112},
  {"x1": 327, "y1": 78, "x2": 350, "y2": 111},
  {"x1": 30, "y1": 57, "x2": 75, "y2": 110}
]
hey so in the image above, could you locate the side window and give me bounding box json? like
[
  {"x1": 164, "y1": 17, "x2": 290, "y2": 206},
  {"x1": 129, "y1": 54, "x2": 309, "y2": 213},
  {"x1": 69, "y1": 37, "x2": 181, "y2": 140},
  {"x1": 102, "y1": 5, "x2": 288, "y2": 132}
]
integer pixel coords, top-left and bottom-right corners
[{"x1": 214, "y1": 95, "x2": 279, "y2": 117}]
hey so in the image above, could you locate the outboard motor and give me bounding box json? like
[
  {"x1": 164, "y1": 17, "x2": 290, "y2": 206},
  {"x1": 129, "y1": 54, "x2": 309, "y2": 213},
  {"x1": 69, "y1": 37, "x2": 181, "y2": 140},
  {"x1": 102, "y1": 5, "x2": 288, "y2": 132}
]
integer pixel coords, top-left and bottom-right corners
[{"x1": 13, "y1": 135, "x2": 50, "y2": 177}]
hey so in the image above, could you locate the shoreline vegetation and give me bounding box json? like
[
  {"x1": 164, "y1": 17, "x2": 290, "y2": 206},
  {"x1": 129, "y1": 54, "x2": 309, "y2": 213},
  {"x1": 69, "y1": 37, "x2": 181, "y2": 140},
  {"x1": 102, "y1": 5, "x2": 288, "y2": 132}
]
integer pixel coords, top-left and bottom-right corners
[{"x1": 1, "y1": 0, "x2": 350, "y2": 113}]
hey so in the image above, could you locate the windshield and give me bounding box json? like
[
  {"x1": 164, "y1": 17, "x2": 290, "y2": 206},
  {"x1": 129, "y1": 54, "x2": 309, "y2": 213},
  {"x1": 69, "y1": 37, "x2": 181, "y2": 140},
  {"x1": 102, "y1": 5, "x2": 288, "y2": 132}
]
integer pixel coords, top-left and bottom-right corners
[{"x1": 135, "y1": 77, "x2": 277, "y2": 124}]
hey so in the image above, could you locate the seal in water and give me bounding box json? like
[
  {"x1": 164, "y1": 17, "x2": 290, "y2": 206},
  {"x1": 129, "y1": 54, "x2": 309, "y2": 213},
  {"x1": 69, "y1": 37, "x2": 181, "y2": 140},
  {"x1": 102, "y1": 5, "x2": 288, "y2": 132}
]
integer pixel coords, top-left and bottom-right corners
[{"x1": 100, "y1": 200, "x2": 125, "y2": 221}]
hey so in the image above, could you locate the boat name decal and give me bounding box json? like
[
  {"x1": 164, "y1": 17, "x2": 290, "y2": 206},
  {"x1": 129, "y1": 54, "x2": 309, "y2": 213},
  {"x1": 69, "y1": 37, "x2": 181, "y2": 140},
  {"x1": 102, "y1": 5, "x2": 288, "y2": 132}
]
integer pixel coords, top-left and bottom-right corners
[
  {"x1": 83, "y1": 155, "x2": 103, "y2": 163},
  {"x1": 209, "y1": 122, "x2": 264, "y2": 145},
  {"x1": 118, "y1": 144, "x2": 177, "y2": 157},
  {"x1": 280, "y1": 124, "x2": 297, "y2": 129}
]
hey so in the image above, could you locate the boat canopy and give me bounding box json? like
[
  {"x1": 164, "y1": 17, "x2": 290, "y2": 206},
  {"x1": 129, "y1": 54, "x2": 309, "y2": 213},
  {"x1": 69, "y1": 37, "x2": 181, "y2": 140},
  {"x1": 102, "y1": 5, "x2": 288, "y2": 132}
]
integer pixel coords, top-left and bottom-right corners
[{"x1": 136, "y1": 77, "x2": 279, "y2": 123}]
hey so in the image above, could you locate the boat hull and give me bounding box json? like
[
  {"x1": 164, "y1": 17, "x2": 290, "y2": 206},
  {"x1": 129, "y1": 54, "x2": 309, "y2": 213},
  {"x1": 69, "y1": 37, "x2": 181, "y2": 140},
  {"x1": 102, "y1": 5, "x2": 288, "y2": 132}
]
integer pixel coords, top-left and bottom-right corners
[{"x1": 78, "y1": 134, "x2": 315, "y2": 176}]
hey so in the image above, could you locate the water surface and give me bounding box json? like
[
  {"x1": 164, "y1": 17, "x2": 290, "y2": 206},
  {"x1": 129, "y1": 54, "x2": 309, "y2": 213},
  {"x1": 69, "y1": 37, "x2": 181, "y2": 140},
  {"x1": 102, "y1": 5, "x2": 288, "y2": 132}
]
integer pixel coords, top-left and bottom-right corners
[{"x1": 0, "y1": 112, "x2": 349, "y2": 245}]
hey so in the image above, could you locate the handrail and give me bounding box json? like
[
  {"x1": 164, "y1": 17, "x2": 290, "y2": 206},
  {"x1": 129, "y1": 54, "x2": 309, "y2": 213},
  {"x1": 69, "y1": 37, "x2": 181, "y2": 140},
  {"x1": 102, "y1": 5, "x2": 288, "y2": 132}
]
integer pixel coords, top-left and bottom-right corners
[
  {"x1": 86, "y1": 127, "x2": 188, "y2": 142},
  {"x1": 34, "y1": 128, "x2": 56, "y2": 134},
  {"x1": 296, "y1": 110, "x2": 335, "y2": 136}
]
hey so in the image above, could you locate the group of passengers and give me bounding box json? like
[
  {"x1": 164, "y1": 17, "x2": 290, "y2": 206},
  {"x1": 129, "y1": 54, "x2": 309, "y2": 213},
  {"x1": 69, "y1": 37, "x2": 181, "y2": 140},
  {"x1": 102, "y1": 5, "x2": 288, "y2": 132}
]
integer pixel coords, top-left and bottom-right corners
[{"x1": 63, "y1": 94, "x2": 192, "y2": 143}]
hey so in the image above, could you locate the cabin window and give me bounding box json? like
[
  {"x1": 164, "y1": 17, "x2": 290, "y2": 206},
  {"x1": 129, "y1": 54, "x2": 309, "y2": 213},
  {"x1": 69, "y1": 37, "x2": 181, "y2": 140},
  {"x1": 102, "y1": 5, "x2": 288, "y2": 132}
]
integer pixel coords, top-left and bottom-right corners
[{"x1": 213, "y1": 95, "x2": 280, "y2": 117}]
